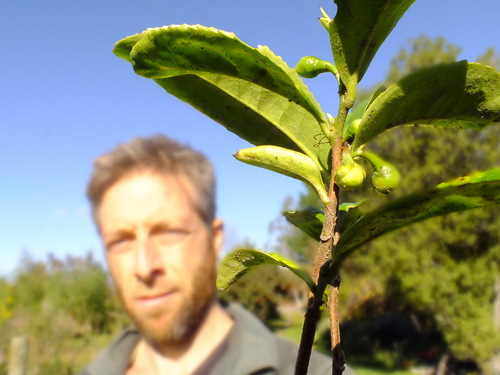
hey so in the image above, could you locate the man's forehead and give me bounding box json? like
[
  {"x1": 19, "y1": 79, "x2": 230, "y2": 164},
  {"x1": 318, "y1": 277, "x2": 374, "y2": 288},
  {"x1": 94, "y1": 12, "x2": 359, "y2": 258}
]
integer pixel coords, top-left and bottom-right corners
[
  {"x1": 109, "y1": 169, "x2": 196, "y2": 201},
  {"x1": 96, "y1": 171, "x2": 199, "y2": 226}
]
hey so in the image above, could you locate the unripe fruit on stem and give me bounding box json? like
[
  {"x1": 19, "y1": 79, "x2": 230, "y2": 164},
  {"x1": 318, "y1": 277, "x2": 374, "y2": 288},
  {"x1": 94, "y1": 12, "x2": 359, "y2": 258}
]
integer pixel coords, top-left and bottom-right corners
[
  {"x1": 360, "y1": 151, "x2": 401, "y2": 194},
  {"x1": 344, "y1": 118, "x2": 361, "y2": 141},
  {"x1": 334, "y1": 153, "x2": 366, "y2": 190},
  {"x1": 295, "y1": 56, "x2": 337, "y2": 79},
  {"x1": 372, "y1": 166, "x2": 400, "y2": 194}
]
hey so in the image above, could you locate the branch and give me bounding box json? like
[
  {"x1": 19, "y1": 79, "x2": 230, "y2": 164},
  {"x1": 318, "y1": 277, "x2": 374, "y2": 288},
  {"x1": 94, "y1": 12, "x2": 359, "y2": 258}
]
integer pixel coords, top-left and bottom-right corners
[
  {"x1": 327, "y1": 137, "x2": 344, "y2": 375},
  {"x1": 329, "y1": 276, "x2": 346, "y2": 375},
  {"x1": 294, "y1": 136, "x2": 343, "y2": 375},
  {"x1": 294, "y1": 294, "x2": 324, "y2": 375}
]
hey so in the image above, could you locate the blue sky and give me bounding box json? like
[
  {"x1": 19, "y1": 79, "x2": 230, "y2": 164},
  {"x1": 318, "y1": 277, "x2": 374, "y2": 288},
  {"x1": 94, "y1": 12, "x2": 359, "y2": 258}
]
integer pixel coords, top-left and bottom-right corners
[{"x1": 1, "y1": 0, "x2": 499, "y2": 276}]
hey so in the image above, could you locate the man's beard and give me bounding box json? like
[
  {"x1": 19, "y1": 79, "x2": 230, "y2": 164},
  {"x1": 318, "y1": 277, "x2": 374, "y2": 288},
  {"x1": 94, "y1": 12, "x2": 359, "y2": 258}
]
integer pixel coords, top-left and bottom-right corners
[{"x1": 117, "y1": 250, "x2": 217, "y2": 351}]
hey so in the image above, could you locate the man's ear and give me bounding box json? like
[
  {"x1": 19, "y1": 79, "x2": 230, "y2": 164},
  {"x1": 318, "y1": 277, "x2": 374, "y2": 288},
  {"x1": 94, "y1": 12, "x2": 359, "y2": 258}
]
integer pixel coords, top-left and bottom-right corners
[{"x1": 211, "y1": 219, "x2": 224, "y2": 257}]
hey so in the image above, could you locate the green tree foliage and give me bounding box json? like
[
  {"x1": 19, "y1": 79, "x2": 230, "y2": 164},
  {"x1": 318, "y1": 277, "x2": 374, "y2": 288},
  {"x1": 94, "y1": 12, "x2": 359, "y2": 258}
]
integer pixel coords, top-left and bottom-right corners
[
  {"x1": 278, "y1": 36, "x2": 500, "y2": 373},
  {"x1": 385, "y1": 35, "x2": 461, "y2": 84},
  {"x1": 337, "y1": 37, "x2": 500, "y2": 372},
  {"x1": 0, "y1": 253, "x2": 124, "y2": 375},
  {"x1": 0, "y1": 278, "x2": 14, "y2": 328},
  {"x1": 477, "y1": 47, "x2": 500, "y2": 70},
  {"x1": 11, "y1": 252, "x2": 115, "y2": 333}
]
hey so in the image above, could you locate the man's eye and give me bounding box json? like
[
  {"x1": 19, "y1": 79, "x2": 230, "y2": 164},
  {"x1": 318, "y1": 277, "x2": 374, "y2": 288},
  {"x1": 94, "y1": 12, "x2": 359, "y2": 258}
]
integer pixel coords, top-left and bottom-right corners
[
  {"x1": 107, "y1": 238, "x2": 133, "y2": 254},
  {"x1": 154, "y1": 229, "x2": 189, "y2": 245}
]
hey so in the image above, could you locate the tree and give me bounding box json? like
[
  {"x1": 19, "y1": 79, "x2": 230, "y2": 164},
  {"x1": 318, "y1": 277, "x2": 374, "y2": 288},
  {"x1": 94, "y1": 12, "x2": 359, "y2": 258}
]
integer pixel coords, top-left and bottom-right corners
[
  {"x1": 385, "y1": 35, "x2": 461, "y2": 84},
  {"x1": 113, "y1": 2, "x2": 500, "y2": 374},
  {"x1": 336, "y1": 37, "x2": 500, "y2": 374},
  {"x1": 0, "y1": 252, "x2": 123, "y2": 375},
  {"x1": 341, "y1": 127, "x2": 500, "y2": 373},
  {"x1": 11, "y1": 252, "x2": 115, "y2": 334}
]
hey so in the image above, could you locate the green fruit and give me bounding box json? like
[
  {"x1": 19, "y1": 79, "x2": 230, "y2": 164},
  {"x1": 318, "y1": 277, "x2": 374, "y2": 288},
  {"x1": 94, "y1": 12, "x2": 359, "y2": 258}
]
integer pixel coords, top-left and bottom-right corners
[
  {"x1": 345, "y1": 118, "x2": 361, "y2": 141},
  {"x1": 372, "y1": 166, "x2": 400, "y2": 194},
  {"x1": 295, "y1": 56, "x2": 337, "y2": 79},
  {"x1": 334, "y1": 154, "x2": 366, "y2": 190},
  {"x1": 360, "y1": 151, "x2": 401, "y2": 194}
]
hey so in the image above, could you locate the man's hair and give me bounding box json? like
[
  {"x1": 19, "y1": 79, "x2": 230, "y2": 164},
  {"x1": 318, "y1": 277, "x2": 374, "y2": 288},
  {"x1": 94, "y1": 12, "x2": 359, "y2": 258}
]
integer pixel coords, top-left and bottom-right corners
[{"x1": 86, "y1": 134, "x2": 216, "y2": 225}]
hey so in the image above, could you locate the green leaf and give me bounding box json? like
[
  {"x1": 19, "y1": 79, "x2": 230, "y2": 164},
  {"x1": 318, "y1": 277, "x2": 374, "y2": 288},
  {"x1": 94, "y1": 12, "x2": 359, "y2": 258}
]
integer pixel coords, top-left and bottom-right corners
[
  {"x1": 284, "y1": 209, "x2": 324, "y2": 241},
  {"x1": 345, "y1": 98, "x2": 369, "y2": 126},
  {"x1": 329, "y1": 0, "x2": 416, "y2": 91},
  {"x1": 114, "y1": 25, "x2": 331, "y2": 172},
  {"x1": 113, "y1": 33, "x2": 144, "y2": 62},
  {"x1": 283, "y1": 201, "x2": 365, "y2": 241},
  {"x1": 234, "y1": 146, "x2": 329, "y2": 204},
  {"x1": 366, "y1": 84, "x2": 388, "y2": 109},
  {"x1": 334, "y1": 168, "x2": 500, "y2": 263},
  {"x1": 216, "y1": 249, "x2": 315, "y2": 293},
  {"x1": 352, "y1": 61, "x2": 500, "y2": 150},
  {"x1": 338, "y1": 201, "x2": 365, "y2": 233}
]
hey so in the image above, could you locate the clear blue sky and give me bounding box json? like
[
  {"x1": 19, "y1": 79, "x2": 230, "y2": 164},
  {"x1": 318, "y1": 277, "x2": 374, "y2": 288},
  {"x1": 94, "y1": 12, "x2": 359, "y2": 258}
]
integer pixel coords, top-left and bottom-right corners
[{"x1": 1, "y1": 0, "x2": 499, "y2": 276}]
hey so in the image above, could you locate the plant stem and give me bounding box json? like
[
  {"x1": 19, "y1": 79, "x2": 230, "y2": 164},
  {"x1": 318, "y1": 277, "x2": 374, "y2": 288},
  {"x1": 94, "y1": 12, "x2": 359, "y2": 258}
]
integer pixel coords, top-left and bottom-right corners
[
  {"x1": 295, "y1": 80, "x2": 353, "y2": 375},
  {"x1": 325, "y1": 90, "x2": 353, "y2": 375},
  {"x1": 294, "y1": 294, "x2": 324, "y2": 375},
  {"x1": 294, "y1": 135, "x2": 343, "y2": 375},
  {"x1": 336, "y1": 86, "x2": 352, "y2": 137},
  {"x1": 313, "y1": 135, "x2": 343, "y2": 283},
  {"x1": 329, "y1": 276, "x2": 345, "y2": 375},
  {"x1": 327, "y1": 136, "x2": 344, "y2": 375}
]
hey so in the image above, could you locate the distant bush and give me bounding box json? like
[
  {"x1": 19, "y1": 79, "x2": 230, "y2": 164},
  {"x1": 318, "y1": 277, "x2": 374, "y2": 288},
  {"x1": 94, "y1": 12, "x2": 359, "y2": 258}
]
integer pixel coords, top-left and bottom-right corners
[
  {"x1": 0, "y1": 252, "x2": 122, "y2": 375},
  {"x1": 45, "y1": 254, "x2": 113, "y2": 333},
  {"x1": 11, "y1": 252, "x2": 115, "y2": 334},
  {"x1": 0, "y1": 279, "x2": 13, "y2": 330}
]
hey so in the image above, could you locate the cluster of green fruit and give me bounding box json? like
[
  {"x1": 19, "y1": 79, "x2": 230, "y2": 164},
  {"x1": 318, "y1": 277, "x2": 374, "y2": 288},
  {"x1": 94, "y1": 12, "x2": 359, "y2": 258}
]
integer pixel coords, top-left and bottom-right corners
[
  {"x1": 295, "y1": 55, "x2": 401, "y2": 195},
  {"x1": 334, "y1": 148, "x2": 400, "y2": 195},
  {"x1": 232, "y1": 55, "x2": 402, "y2": 201}
]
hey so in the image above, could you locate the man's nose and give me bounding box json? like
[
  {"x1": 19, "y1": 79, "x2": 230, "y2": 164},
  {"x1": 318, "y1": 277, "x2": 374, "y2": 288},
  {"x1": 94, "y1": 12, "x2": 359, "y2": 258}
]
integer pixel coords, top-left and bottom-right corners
[{"x1": 133, "y1": 239, "x2": 164, "y2": 283}]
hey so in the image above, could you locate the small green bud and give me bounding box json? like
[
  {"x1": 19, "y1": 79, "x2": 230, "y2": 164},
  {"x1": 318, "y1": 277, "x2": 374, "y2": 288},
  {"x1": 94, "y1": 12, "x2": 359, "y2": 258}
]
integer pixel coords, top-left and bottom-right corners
[
  {"x1": 295, "y1": 56, "x2": 337, "y2": 79},
  {"x1": 319, "y1": 7, "x2": 332, "y2": 30}
]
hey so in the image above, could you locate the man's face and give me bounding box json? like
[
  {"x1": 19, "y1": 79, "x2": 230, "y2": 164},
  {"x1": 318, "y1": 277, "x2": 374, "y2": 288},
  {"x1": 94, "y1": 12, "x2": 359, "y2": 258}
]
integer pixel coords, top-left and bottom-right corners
[{"x1": 97, "y1": 171, "x2": 223, "y2": 350}]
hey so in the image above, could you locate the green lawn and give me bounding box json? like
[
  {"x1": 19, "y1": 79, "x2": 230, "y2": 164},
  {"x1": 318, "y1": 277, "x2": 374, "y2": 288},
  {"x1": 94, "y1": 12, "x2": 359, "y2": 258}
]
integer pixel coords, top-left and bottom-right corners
[{"x1": 349, "y1": 365, "x2": 414, "y2": 375}]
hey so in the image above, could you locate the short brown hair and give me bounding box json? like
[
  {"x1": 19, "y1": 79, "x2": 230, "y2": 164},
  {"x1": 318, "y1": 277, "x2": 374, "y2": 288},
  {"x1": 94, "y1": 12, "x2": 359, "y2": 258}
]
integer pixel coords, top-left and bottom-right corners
[{"x1": 86, "y1": 134, "x2": 216, "y2": 226}]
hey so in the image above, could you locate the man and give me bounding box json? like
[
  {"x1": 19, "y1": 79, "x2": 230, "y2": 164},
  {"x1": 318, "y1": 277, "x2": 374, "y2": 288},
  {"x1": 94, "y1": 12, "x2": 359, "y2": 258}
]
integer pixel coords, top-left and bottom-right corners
[{"x1": 79, "y1": 134, "x2": 340, "y2": 375}]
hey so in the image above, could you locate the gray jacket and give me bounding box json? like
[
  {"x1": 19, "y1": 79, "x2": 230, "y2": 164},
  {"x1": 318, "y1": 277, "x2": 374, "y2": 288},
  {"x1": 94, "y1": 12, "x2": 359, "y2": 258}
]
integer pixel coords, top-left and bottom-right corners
[{"x1": 78, "y1": 303, "x2": 352, "y2": 375}]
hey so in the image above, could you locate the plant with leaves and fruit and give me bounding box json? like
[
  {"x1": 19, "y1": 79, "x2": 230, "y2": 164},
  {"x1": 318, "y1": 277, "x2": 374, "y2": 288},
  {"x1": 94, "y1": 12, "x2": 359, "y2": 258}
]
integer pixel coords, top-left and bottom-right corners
[{"x1": 113, "y1": 1, "x2": 500, "y2": 374}]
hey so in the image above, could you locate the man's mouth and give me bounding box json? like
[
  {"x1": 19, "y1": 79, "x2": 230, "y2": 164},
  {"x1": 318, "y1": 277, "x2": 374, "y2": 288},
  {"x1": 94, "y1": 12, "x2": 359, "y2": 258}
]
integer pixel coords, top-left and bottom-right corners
[{"x1": 135, "y1": 291, "x2": 176, "y2": 308}]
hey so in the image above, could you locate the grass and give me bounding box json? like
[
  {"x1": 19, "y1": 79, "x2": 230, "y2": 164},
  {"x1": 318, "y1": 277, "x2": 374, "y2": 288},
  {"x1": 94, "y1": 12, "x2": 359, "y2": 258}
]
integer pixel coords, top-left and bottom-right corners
[{"x1": 349, "y1": 365, "x2": 414, "y2": 375}]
